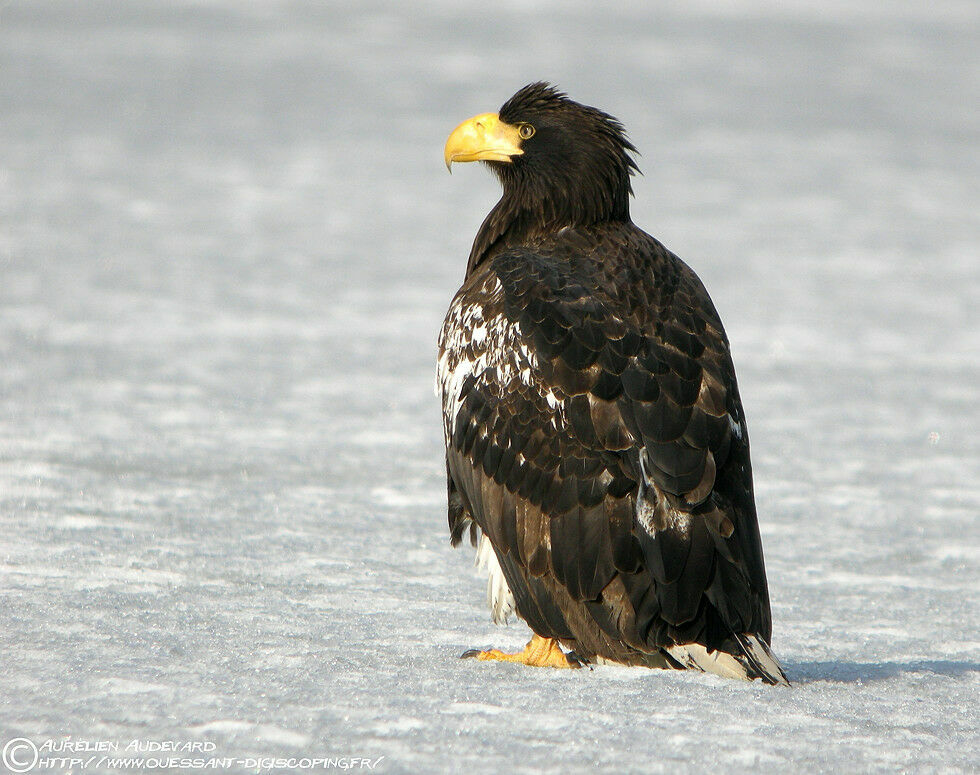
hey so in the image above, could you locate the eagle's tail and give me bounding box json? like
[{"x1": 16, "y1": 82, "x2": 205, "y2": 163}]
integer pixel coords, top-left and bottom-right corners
[{"x1": 664, "y1": 634, "x2": 790, "y2": 686}]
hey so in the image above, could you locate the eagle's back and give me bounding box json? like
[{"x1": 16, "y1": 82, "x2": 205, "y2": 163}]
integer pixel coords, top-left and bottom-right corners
[{"x1": 438, "y1": 221, "x2": 774, "y2": 669}]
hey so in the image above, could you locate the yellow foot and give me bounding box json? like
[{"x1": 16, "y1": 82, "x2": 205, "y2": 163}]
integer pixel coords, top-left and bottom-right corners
[{"x1": 461, "y1": 634, "x2": 584, "y2": 669}]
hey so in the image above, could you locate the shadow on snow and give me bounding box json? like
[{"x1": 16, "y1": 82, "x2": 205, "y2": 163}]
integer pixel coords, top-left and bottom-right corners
[{"x1": 786, "y1": 659, "x2": 980, "y2": 684}]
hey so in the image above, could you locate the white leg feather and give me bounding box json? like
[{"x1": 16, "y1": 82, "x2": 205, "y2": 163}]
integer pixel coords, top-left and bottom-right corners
[{"x1": 474, "y1": 534, "x2": 515, "y2": 625}]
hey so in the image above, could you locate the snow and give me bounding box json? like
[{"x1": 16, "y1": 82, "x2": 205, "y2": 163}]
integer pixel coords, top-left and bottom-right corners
[{"x1": 0, "y1": 1, "x2": 977, "y2": 772}]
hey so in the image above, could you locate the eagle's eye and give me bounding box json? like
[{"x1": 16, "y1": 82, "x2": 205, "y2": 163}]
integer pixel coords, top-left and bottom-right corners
[{"x1": 519, "y1": 123, "x2": 535, "y2": 140}]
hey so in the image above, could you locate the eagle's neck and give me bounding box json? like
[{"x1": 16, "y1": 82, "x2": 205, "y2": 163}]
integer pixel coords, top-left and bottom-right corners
[
  {"x1": 465, "y1": 165, "x2": 632, "y2": 278},
  {"x1": 465, "y1": 196, "x2": 535, "y2": 277}
]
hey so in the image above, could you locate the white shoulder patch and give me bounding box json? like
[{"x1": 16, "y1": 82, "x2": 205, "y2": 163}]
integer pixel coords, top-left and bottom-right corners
[{"x1": 436, "y1": 276, "x2": 547, "y2": 444}]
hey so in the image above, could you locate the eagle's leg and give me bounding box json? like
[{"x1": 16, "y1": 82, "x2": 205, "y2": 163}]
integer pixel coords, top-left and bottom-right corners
[{"x1": 460, "y1": 634, "x2": 583, "y2": 669}]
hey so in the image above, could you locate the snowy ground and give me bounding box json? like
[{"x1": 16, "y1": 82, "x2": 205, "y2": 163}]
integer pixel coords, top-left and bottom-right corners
[{"x1": 1, "y1": 1, "x2": 977, "y2": 772}]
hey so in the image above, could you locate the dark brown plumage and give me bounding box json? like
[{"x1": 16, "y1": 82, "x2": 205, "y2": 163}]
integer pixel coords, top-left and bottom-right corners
[{"x1": 438, "y1": 83, "x2": 787, "y2": 684}]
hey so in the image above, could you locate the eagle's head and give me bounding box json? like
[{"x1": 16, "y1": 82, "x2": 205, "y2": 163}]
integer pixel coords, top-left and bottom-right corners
[{"x1": 445, "y1": 82, "x2": 639, "y2": 231}]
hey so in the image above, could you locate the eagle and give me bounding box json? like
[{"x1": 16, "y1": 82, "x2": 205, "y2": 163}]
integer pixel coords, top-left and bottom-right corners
[{"x1": 437, "y1": 82, "x2": 788, "y2": 685}]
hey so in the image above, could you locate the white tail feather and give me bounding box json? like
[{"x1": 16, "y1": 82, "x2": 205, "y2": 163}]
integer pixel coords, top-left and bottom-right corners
[
  {"x1": 732, "y1": 633, "x2": 791, "y2": 686},
  {"x1": 666, "y1": 635, "x2": 790, "y2": 686},
  {"x1": 665, "y1": 643, "x2": 752, "y2": 681}
]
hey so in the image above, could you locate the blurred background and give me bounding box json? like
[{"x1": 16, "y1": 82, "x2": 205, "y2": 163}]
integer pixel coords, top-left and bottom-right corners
[{"x1": 1, "y1": 1, "x2": 977, "y2": 771}]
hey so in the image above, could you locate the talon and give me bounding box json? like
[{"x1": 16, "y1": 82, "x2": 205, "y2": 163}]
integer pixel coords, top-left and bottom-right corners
[{"x1": 460, "y1": 635, "x2": 582, "y2": 669}]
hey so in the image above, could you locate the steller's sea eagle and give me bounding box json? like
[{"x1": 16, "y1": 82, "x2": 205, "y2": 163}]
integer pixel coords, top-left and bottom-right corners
[{"x1": 437, "y1": 83, "x2": 788, "y2": 685}]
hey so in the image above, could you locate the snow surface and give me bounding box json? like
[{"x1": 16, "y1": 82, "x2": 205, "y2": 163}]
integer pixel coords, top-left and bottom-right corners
[{"x1": 0, "y1": 1, "x2": 978, "y2": 773}]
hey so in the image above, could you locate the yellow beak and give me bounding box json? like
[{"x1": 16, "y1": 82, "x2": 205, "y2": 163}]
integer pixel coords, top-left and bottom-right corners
[{"x1": 444, "y1": 112, "x2": 524, "y2": 171}]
